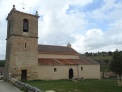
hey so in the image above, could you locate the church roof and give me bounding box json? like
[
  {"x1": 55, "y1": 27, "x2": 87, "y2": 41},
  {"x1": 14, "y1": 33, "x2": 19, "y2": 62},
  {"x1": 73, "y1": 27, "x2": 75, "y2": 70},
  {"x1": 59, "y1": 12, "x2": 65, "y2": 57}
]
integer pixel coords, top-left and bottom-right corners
[
  {"x1": 38, "y1": 44, "x2": 79, "y2": 55},
  {"x1": 38, "y1": 45, "x2": 98, "y2": 65},
  {"x1": 38, "y1": 58, "x2": 90, "y2": 65},
  {"x1": 38, "y1": 57, "x2": 98, "y2": 65}
]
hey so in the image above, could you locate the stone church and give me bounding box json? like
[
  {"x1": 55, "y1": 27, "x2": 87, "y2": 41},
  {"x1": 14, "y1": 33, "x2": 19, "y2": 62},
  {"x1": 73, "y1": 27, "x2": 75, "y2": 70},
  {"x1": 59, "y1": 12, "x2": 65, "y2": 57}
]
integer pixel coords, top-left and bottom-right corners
[{"x1": 5, "y1": 5, "x2": 100, "y2": 81}]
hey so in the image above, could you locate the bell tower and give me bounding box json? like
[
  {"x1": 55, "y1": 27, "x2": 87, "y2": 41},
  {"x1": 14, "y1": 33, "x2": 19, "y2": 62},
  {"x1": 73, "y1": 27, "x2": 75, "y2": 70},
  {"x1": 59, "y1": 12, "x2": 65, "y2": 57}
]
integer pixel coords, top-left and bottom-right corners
[{"x1": 5, "y1": 5, "x2": 39, "y2": 81}]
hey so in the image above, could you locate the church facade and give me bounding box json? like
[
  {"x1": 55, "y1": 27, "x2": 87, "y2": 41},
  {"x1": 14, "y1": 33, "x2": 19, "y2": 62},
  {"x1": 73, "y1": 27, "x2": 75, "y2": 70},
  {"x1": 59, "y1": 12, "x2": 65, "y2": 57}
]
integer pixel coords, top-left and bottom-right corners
[{"x1": 5, "y1": 5, "x2": 100, "y2": 81}]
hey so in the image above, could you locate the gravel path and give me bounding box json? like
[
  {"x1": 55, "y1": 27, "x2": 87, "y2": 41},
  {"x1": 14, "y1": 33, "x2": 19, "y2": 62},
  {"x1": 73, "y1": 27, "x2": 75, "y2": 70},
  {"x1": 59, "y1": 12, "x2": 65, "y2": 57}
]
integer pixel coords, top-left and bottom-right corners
[{"x1": 0, "y1": 80, "x2": 23, "y2": 92}]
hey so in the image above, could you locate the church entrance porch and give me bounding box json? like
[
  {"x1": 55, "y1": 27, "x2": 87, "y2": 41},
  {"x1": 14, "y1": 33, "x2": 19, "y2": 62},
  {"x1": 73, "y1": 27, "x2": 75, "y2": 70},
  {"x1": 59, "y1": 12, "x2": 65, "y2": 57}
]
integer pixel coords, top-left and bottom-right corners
[
  {"x1": 21, "y1": 70, "x2": 27, "y2": 81},
  {"x1": 69, "y1": 68, "x2": 73, "y2": 79}
]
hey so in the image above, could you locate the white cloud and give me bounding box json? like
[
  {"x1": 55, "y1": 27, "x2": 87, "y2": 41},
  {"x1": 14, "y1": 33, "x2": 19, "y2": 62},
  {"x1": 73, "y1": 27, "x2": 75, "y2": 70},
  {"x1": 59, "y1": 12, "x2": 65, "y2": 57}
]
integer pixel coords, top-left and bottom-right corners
[
  {"x1": 72, "y1": 18, "x2": 122, "y2": 53},
  {"x1": 106, "y1": 18, "x2": 122, "y2": 45},
  {"x1": 72, "y1": 29, "x2": 104, "y2": 52},
  {"x1": 87, "y1": 0, "x2": 122, "y2": 20},
  {"x1": 38, "y1": 1, "x2": 88, "y2": 45},
  {"x1": 69, "y1": 0, "x2": 93, "y2": 6}
]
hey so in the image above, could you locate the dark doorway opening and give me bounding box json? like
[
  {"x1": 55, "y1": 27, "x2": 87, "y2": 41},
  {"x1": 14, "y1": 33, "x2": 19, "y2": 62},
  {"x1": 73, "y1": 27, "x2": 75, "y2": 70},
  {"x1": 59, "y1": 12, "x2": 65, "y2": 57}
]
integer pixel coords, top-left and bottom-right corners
[
  {"x1": 69, "y1": 68, "x2": 73, "y2": 79},
  {"x1": 21, "y1": 70, "x2": 27, "y2": 81}
]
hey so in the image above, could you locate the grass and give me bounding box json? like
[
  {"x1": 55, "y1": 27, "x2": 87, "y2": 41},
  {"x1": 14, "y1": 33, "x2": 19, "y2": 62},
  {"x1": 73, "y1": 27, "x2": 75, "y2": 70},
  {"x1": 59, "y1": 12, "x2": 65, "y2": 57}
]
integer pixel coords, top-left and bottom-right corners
[{"x1": 24, "y1": 79, "x2": 122, "y2": 92}]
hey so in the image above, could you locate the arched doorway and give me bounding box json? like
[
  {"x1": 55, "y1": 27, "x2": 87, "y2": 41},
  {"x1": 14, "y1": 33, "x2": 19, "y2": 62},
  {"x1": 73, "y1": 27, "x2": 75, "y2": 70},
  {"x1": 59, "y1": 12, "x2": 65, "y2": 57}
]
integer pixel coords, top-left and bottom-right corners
[{"x1": 69, "y1": 68, "x2": 73, "y2": 79}]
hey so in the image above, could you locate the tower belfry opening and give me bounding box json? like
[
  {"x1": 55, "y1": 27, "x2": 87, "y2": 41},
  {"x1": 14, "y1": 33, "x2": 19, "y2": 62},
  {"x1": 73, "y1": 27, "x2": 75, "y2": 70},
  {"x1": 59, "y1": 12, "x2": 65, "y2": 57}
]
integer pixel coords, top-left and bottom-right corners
[{"x1": 23, "y1": 19, "x2": 28, "y2": 32}]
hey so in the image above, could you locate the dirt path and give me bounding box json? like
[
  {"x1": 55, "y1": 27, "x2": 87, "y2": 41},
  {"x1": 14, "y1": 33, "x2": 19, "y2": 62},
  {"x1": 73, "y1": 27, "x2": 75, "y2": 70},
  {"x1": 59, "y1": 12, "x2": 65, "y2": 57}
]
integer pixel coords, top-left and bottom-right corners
[{"x1": 0, "y1": 80, "x2": 23, "y2": 92}]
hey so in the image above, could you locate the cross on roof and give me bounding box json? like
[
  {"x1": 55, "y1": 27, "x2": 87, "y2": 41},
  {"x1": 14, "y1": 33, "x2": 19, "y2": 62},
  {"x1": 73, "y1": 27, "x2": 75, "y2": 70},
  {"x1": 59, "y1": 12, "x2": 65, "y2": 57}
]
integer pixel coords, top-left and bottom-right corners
[{"x1": 20, "y1": 1, "x2": 26, "y2": 10}]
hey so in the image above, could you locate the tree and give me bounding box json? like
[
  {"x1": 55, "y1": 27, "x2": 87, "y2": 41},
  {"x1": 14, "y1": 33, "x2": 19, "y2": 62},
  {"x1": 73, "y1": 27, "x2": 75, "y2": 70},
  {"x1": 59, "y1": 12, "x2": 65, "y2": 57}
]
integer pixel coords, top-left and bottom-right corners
[
  {"x1": 110, "y1": 51, "x2": 122, "y2": 81},
  {"x1": 0, "y1": 60, "x2": 5, "y2": 67},
  {"x1": 104, "y1": 60, "x2": 109, "y2": 64},
  {"x1": 85, "y1": 52, "x2": 89, "y2": 56},
  {"x1": 108, "y1": 51, "x2": 112, "y2": 56}
]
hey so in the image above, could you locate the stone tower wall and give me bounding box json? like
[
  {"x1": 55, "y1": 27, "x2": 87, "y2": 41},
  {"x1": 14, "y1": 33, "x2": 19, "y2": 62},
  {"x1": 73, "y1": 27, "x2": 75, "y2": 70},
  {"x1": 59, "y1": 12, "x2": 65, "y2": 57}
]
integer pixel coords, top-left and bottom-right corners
[{"x1": 5, "y1": 7, "x2": 39, "y2": 81}]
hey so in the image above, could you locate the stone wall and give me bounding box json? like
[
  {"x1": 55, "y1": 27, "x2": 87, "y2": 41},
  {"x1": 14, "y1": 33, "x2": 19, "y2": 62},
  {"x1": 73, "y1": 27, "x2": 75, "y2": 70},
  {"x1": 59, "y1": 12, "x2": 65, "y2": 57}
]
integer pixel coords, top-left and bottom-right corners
[{"x1": 9, "y1": 78, "x2": 42, "y2": 92}]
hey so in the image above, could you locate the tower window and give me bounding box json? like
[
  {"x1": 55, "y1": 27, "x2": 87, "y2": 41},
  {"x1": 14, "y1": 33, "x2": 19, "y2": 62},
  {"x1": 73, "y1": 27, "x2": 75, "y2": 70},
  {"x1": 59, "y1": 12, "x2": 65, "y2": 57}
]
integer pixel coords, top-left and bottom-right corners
[
  {"x1": 25, "y1": 42, "x2": 27, "y2": 48},
  {"x1": 23, "y1": 19, "x2": 28, "y2": 32}
]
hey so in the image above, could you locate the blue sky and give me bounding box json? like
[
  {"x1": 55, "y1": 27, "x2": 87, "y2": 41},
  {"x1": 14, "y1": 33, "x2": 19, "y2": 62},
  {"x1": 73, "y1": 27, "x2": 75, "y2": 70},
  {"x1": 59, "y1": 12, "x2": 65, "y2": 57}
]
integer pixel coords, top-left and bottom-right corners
[{"x1": 0, "y1": 0, "x2": 122, "y2": 59}]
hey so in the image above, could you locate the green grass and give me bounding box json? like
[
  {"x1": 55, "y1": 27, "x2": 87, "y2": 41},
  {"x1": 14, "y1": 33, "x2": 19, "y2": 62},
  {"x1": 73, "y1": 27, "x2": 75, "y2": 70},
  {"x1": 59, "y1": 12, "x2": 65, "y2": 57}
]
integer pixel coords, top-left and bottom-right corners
[{"x1": 24, "y1": 79, "x2": 122, "y2": 92}]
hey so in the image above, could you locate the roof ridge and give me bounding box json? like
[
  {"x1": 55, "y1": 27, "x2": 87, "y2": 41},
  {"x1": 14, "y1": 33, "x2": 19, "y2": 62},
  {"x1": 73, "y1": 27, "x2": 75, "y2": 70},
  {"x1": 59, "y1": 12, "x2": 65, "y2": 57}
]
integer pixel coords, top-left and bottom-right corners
[{"x1": 38, "y1": 44, "x2": 68, "y2": 48}]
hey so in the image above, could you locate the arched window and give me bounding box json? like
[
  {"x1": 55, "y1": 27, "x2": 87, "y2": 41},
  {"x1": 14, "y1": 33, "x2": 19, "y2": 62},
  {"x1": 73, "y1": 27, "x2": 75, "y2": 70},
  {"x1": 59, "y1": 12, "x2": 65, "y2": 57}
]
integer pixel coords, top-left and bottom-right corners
[{"x1": 23, "y1": 19, "x2": 28, "y2": 32}]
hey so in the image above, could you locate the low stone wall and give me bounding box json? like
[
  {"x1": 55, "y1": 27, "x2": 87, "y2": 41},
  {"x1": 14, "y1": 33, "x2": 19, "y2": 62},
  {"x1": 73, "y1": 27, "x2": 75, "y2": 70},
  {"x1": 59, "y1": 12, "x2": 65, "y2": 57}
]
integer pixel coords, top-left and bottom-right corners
[{"x1": 9, "y1": 78, "x2": 43, "y2": 92}]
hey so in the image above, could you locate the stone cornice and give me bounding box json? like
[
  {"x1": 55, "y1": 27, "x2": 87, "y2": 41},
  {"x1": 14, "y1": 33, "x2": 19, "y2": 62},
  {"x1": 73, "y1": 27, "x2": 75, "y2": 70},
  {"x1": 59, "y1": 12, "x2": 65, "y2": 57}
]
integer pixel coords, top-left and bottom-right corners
[{"x1": 6, "y1": 34, "x2": 38, "y2": 40}]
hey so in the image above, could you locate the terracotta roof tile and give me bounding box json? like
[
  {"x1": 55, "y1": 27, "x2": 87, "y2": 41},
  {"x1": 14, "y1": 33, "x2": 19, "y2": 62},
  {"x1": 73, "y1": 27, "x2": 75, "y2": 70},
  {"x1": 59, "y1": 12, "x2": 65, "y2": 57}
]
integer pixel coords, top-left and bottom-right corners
[
  {"x1": 38, "y1": 57, "x2": 99, "y2": 65},
  {"x1": 38, "y1": 58, "x2": 61, "y2": 65},
  {"x1": 38, "y1": 44, "x2": 78, "y2": 55},
  {"x1": 38, "y1": 58, "x2": 94, "y2": 65}
]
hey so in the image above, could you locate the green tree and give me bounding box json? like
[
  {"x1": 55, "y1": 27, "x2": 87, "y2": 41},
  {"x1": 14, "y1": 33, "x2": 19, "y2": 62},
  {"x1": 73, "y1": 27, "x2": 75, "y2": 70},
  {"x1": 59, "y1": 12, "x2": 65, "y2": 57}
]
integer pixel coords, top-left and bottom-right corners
[
  {"x1": 110, "y1": 51, "x2": 122, "y2": 81},
  {"x1": 108, "y1": 51, "x2": 113, "y2": 56},
  {"x1": 0, "y1": 60, "x2": 5, "y2": 67}
]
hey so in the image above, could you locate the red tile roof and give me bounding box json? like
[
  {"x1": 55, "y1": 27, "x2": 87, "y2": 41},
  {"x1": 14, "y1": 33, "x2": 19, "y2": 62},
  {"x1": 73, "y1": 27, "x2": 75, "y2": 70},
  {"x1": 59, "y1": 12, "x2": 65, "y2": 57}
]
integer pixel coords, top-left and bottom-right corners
[
  {"x1": 38, "y1": 45, "x2": 78, "y2": 55},
  {"x1": 38, "y1": 58, "x2": 77, "y2": 65},
  {"x1": 38, "y1": 45, "x2": 98, "y2": 65},
  {"x1": 38, "y1": 58, "x2": 97, "y2": 65}
]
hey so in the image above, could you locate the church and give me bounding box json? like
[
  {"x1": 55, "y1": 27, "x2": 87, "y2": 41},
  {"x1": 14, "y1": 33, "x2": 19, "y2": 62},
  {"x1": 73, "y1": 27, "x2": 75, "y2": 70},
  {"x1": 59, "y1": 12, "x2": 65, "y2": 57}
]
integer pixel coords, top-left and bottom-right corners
[{"x1": 5, "y1": 5, "x2": 100, "y2": 81}]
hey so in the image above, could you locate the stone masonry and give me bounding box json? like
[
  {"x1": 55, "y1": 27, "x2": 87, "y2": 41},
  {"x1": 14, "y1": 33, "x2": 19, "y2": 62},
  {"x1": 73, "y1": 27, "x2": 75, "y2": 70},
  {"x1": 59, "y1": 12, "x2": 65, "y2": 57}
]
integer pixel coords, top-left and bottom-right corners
[{"x1": 5, "y1": 5, "x2": 39, "y2": 81}]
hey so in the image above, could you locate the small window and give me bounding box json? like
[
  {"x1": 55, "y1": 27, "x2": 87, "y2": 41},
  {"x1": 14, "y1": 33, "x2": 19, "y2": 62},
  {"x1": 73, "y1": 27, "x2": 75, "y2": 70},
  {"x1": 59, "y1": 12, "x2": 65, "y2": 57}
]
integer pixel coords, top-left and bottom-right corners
[
  {"x1": 23, "y1": 19, "x2": 29, "y2": 32},
  {"x1": 81, "y1": 67, "x2": 83, "y2": 70},
  {"x1": 25, "y1": 42, "x2": 27, "y2": 48},
  {"x1": 54, "y1": 68, "x2": 57, "y2": 72}
]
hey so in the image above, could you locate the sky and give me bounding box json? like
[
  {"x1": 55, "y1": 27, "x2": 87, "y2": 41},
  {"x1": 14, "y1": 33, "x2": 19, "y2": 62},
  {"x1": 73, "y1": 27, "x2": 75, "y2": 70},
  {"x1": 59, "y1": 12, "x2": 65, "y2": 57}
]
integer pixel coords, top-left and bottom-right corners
[{"x1": 0, "y1": 0, "x2": 122, "y2": 60}]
